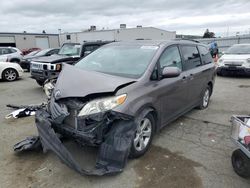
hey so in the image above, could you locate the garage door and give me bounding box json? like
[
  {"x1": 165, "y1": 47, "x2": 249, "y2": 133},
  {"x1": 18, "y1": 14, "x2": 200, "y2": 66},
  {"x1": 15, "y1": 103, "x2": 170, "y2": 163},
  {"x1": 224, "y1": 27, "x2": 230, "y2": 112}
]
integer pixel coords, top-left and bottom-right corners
[
  {"x1": 0, "y1": 36, "x2": 16, "y2": 47},
  {"x1": 35, "y1": 37, "x2": 49, "y2": 49}
]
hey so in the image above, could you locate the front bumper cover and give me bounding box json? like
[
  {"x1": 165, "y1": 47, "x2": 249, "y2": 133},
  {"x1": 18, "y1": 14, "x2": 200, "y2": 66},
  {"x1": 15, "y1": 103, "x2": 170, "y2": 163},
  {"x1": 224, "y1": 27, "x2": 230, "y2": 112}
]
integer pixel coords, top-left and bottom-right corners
[
  {"x1": 217, "y1": 66, "x2": 250, "y2": 75},
  {"x1": 15, "y1": 109, "x2": 137, "y2": 176}
]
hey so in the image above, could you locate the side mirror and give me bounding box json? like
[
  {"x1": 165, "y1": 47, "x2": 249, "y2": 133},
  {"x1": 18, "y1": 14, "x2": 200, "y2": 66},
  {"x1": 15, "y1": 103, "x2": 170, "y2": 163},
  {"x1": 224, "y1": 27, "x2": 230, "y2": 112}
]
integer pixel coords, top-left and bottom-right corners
[{"x1": 162, "y1": 67, "x2": 181, "y2": 78}]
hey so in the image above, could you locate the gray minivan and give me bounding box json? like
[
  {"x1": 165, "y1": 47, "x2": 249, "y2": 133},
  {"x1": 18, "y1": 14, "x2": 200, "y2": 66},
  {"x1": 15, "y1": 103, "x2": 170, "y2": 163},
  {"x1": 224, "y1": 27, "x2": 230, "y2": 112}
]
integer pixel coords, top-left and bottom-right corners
[{"x1": 19, "y1": 40, "x2": 216, "y2": 175}]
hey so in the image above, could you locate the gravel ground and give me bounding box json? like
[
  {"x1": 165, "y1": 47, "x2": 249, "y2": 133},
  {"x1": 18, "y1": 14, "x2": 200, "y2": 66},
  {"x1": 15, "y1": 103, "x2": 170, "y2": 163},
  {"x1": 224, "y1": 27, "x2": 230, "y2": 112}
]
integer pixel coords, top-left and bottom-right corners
[{"x1": 0, "y1": 73, "x2": 250, "y2": 188}]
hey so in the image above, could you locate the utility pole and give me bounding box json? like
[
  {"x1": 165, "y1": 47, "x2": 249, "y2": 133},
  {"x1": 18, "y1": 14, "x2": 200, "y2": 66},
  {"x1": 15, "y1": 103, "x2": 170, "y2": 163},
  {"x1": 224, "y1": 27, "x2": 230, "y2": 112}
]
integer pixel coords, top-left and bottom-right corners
[
  {"x1": 58, "y1": 29, "x2": 62, "y2": 47},
  {"x1": 226, "y1": 26, "x2": 229, "y2": 37}
]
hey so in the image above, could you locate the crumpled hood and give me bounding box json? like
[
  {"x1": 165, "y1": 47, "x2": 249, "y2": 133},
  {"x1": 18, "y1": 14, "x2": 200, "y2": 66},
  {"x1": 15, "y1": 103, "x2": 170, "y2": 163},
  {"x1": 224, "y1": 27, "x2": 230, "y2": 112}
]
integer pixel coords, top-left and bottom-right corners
[
  {"x1": 54, "y1": 64, "x2": 136, "y2": 99},
  {"x1": 33, "y1": 54, "x2": 79, "y2": 64}
]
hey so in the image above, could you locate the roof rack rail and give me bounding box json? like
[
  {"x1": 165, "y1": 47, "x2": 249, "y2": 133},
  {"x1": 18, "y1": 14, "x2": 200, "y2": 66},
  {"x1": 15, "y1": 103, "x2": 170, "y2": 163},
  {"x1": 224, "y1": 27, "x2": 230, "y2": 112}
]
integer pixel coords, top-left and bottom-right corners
[{"x1": 174, "y1": 38, "x2": 200, "y2": 43}]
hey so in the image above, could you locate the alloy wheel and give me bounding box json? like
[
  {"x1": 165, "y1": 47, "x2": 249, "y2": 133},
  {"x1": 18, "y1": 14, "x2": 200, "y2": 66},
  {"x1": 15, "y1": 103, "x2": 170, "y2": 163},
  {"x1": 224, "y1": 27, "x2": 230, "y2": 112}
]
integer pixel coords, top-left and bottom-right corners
[
  {"x1": 133, "y1": 118, "x2": 152, "y2": 152},
  {"x1": 4, "y1": 69, "x2": 17, "y2": 81},
  {"x1": 203, "y1": 89, "x2": 210, "y2": 108}
]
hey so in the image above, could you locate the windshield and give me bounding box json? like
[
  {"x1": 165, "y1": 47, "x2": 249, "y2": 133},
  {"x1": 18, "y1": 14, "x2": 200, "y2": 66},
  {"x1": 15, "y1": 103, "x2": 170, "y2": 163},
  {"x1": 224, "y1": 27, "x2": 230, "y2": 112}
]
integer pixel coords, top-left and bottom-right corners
[
  {"x1": 35, "y1": 49, "x2": 51, "y2": 56},
  {"x1": 28, "y1": 50, "x2": 40, "y2": 56},
  {"x1": 225, "y1": 45, "x2": 250, "y2": 54},
  {"x1": 75, "y1": 45, "x2": 158, "y2": 79},
  {"x1": 58, "y1": 44, "x2": 81, "y2": 56}
]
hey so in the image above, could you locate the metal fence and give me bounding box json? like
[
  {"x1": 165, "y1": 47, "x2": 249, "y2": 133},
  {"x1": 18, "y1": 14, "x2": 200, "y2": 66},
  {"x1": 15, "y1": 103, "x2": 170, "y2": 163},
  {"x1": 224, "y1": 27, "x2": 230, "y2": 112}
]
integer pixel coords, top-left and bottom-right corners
[{"x1": 197, "y1": 35, "x2": 250, "y2": 52}]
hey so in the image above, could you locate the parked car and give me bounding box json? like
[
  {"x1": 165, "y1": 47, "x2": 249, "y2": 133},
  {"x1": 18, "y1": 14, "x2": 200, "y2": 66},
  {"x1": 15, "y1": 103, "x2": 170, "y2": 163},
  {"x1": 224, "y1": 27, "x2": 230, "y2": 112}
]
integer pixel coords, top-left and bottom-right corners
[
  {"x1": 30, "y1": 41, "x2": 113, "y2": 86},
  {"x1": 21, "y1": 48, "x2": 41, "y2": 56},
  {"x1": 0, "y1": 62, "x2": 23, "y2": 81},
  {"x1": 217, "y1": 44, "x2": 250, "y2": 76},
  {"x1": 20, "y1": 48, "x2": 59, "y2": 72},
  {"x1": 0, "y1": 47, "x2": 23, "y2": 63},
  {"x1": 34, "y1": 40, "x2": 215, "y2": 175},
  {"x1": 24, "y1": 50, "x2": 41, "y2": 57}
]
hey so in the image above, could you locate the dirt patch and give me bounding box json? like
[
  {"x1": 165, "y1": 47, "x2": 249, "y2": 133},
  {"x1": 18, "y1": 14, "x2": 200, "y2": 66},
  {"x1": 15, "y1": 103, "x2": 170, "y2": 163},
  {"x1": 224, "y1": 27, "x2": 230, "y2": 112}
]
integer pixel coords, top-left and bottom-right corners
[
  {"x1": 4, "y1": 151, "x2": 47, "y2": 188},
  {"x1": 134, "y1": 145, "x2": 203, "y2": 188},
  {"x1": 238, "y1": 85, "x2": 250, "y2": 88}
]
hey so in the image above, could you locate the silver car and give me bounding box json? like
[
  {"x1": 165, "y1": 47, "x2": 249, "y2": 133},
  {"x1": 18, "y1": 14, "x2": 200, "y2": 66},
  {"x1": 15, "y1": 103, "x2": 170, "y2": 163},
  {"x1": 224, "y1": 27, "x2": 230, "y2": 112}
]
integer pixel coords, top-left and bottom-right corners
[{"x1": 0, "y1": 47, "x2": 23, "y2": 63}]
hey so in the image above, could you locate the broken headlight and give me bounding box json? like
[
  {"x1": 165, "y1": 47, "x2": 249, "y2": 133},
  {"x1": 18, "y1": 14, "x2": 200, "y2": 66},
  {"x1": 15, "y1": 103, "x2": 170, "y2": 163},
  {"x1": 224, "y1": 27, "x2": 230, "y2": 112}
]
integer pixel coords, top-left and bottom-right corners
[
  {"x1": 43, "y1": 82, "x2": 54, "y2": 99},
  {"x1": 78, "y1": 94, "x2": 127, "y2": 116}
]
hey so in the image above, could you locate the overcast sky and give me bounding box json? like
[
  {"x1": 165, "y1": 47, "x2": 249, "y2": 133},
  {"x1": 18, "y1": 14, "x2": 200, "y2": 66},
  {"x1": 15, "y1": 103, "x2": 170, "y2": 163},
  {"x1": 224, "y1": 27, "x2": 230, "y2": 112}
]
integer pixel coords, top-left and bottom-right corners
[{"x1": 1, "y1": 0, "x2": 250, "y2": 36}]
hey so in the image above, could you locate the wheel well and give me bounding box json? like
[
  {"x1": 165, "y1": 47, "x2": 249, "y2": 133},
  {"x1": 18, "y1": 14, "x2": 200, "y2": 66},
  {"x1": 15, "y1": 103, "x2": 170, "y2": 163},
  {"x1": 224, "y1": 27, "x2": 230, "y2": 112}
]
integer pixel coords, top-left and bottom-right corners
[
  {"x1": 208, "y1": 82, "x2": 213, "y2": 95},
  {"x1": 136, "y1": 106, "x2": 159, "y2": 132},
  {"x1": 9, "y1": 58, "x2": 20, "y2": 63},
  {"x1": 149, "y1": 110, "x2": 159, "y2": 132}
]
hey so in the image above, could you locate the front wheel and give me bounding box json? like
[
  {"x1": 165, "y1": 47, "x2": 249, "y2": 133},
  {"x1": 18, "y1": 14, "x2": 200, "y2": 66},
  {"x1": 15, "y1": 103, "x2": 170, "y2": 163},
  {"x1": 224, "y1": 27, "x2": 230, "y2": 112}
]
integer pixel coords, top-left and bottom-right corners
[
  {"x1": 231, "y1": 149, "x2": 250, "y2": 178},
  {"x1": 2, "y1": 68, "x2": 18, "y2": 81},
  {"x1": 129, "y1": 113, "x2": 155, "y2": 158}
]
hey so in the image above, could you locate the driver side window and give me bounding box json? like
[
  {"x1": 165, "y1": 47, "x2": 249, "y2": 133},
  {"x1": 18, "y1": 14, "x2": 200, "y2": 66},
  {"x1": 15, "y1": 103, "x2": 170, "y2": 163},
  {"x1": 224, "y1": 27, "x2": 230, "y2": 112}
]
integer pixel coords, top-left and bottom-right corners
[{"x1": 159, "y1": 46, "x2": 182, "y2": 71}]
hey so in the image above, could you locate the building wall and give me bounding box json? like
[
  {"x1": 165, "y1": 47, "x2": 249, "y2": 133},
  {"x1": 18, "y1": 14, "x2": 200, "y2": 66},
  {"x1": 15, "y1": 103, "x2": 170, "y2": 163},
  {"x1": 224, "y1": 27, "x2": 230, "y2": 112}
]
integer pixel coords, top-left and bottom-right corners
[
  {"x1": 59, "y1": 31, "x2": 115, "y2": 44},
  {"x1": 48, "y1": 35, "x2": 60, "y2": 48},
  {"x1": 114, "y1": 27, "x2": 176, "y2": 40},
  {"x1": 59, "y1": 27, "x2": 176, "y2": 44},
  {"x1": 0, "y1": 33, "x2": 59, "y2": 50}
]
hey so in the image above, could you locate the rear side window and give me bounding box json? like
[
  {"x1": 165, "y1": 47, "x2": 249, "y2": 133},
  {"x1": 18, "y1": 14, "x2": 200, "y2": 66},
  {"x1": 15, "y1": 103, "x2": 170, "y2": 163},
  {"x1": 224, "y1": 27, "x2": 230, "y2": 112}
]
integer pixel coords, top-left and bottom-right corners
[
  {"x1": 10, "y1": 49, "x2": 17, "y2": 53},
  {"x1": 198, "y1": 45, "x2": 213, "y2": 64},
  {"x1": 159, "y1": 45, "x2": 182, "y2": 71},
  {"x1": 180, "y1": 46, "x2": 201, "y2": 70},
  {"x1": 0, "y1": 48, "x2": 12, "y2": 55}
]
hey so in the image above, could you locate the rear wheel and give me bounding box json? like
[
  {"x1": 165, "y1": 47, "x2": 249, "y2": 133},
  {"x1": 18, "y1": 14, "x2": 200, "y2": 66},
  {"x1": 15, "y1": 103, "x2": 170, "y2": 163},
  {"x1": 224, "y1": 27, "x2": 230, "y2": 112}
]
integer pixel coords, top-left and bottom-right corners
[
  {"x1": 198, "y1": 86, "x2": 211, "y2": 109},
  {"x1": 231, "y1": 149, "x2": 250, "y2": 178},
  {"x1": 129, "y1": 113, "x2": 155, "y2": 158},
  {"x1": 2, "y1": 68, "x2": 18, "y2": 81},
  {"x1": 36, "y1": 80, "x2": 44, "y2": 86}
]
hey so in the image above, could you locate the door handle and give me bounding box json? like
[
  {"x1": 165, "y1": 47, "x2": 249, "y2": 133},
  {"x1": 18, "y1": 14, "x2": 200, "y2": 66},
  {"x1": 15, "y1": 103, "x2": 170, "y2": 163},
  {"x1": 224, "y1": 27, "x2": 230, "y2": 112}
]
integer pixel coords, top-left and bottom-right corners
[{"x1": 182, "y1": 76, "x2": 188, "y2": 80}]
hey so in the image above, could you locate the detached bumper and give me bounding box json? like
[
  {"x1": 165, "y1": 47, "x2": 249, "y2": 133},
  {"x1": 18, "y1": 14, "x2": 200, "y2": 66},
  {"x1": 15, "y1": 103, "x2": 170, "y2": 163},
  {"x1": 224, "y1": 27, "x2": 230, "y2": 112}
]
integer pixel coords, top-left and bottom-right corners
[
  {"x1": 27, "y1": 109, "x2": 136, "y2": 176},
  {"x1": 217, "y1": 66, "x2": 250, "y2": 76}
]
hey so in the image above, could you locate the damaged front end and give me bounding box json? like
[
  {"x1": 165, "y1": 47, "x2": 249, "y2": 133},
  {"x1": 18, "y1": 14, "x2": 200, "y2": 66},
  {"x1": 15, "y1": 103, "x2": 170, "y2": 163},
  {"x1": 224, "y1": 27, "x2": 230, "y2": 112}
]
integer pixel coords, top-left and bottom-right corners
[
  {"x1": 14, "y1": 64, "x2": 138, "y2": 175},
  {"x1": 15, "y1": 94, "x2": 136, "y2": 176}
]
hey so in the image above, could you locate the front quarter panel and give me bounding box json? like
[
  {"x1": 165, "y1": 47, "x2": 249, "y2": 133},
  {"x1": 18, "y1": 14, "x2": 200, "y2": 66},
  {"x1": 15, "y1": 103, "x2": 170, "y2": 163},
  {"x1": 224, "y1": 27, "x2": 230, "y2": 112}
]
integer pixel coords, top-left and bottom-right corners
[{"x1": 114, "y1": 81, "x2": 162, "y2": 125}]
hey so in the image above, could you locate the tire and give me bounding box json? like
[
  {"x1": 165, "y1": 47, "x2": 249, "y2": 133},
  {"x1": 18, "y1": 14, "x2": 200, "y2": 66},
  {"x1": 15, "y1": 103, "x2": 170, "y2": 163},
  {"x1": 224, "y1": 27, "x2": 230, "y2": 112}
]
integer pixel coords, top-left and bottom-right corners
[
  {"x1": 216, "y1": 71, "x2": 222, "y2": 76},
  {"x1": 129, "y1": 113, "x2": 155, "y2": 158},
  {"x1": 36, "y1": 80, "x2": 44, "y2": 86},
  {"x1": 231, "y1": 149, "x2": 250, "y2": 178},
  {"x1": 2, "y1": 68, "x2": 18, "y2": 81},
  {"x1": 198, "y1": 86, "x2": 211, "y2": 110}
]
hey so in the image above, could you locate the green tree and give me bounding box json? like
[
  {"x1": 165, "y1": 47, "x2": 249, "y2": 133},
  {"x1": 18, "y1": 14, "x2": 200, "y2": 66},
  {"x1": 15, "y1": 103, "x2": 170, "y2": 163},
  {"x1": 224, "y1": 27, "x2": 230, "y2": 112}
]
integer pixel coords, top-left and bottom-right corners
[{"x1": 203, "y1": 29, "x2": 215, "y2": 38}]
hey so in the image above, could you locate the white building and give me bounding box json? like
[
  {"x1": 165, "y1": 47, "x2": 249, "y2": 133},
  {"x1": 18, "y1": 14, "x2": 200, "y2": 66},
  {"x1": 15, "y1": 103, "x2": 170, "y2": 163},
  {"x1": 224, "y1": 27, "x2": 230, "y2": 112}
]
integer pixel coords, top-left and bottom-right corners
[
  {"x1": 59, "y1": 26, "x2": 176, "y2": 44},
  {"x1": 0, "y1": 32, "x2": 59, "y2": 50}
]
